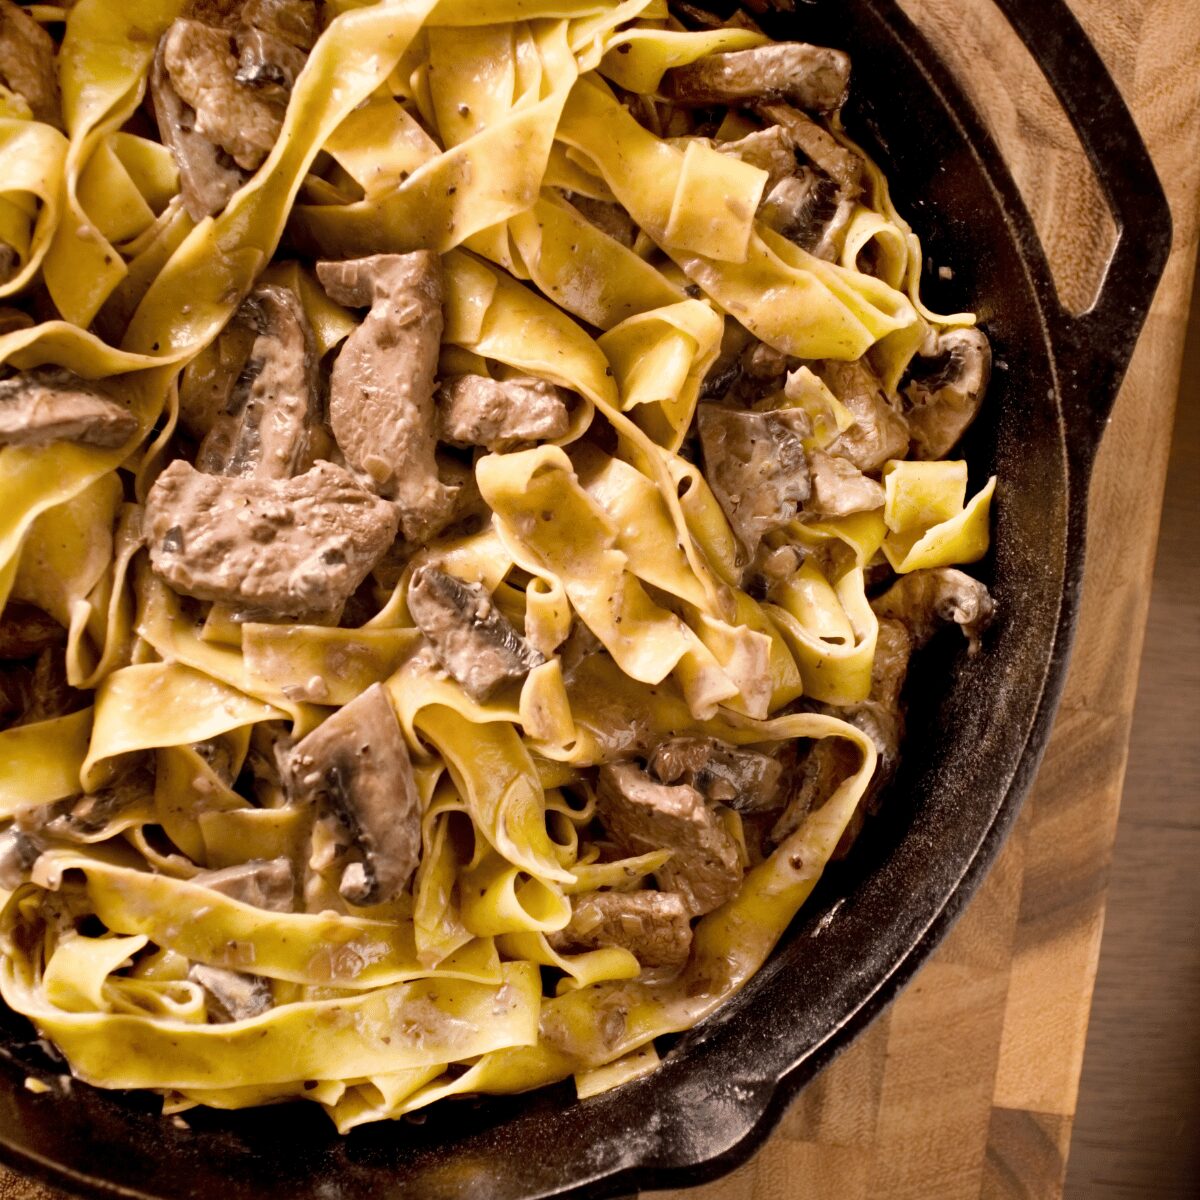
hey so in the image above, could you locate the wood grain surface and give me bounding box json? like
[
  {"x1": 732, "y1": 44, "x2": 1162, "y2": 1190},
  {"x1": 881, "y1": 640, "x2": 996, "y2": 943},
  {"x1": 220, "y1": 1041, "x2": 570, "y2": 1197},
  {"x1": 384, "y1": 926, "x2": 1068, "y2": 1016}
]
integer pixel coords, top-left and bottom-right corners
[{"x1": 1, "y1": 3, "x2": 1197, "y2": 1200}]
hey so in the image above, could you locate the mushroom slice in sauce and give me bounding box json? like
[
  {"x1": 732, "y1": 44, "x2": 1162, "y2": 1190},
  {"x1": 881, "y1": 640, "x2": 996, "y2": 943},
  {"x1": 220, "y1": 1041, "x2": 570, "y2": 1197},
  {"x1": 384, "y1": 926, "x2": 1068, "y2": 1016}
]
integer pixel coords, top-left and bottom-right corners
[
  {"x1": 407, "y1": 566, "x2": 544, "y2": 702},
  {"x1": 234, "y1": 0, "x2": 317, "y2": 92},
  {"x1": 318, "y1": 252, "x2": 457, "y2": 541},
  {"x1": 286, "y1": 683, "x2": 420, "y2": 907},
  {"x1": 144, "y1": 459, "x2": 400, "y2": 618},
  {"x1": 759, "y1": 169, "x2": 854, "y2": 260},
  {"x1": 755, "y1": 103, "x2": 865, "y2": 193},
  {"x1": 0, "y1": 368, "x2": 137, "y2": 449},
  {"x1": 0, "y1": 827, "x2": 42, "y2": 890},
  {"x1": 195, "y1": 283, "x2": 320, "y2": 479},
  {"x1": 188, "y1": 963, "x2": 274, "y2": 1022},
  {"x1": 903, "y1": 327, "x2": 992, "y2": 460},
  {"x1": 806, "y1": 449, "x2": 885, "y2": 517},
  {"x1": 548, "y1": 890, "x2": 692, "y2": 971},
  {"x1": 872, "y1": 567, "x2": 995, "y2": 654},
  {"x1": 666, "y1": 43, "x2": 851, "y2": 113},
  {"x1": 192, "y1": 857, "x2": 295, "y2": 912},
  {"x1": 696, "y1": 403, "x2": 810, "y2": 560},
  {"x1": 436, "y1": 374, "x2": 571, "y2": 450},
  {"x1": 42, "y1": 764, "x2": 155, "y2": 843},
  {"x1": 597, "y1": 762, "x2": 743, "y2": 917},
  {"x1": 647, "y1": 736, "x2": 784, "y2": 813},
  {"x1": 818, "y1": 358, "x2": 910, "y2": 472},
  {"x1": 0, "y1": 0, "x2": 60, "y2": 126}
]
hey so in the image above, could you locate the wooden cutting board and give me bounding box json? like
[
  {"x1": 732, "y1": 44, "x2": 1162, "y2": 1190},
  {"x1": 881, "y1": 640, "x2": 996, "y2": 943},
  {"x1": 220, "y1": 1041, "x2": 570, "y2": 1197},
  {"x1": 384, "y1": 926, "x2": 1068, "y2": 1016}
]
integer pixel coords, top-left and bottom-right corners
[{"x1": 2, "y1": 4, "x2": 1197, "y2": 1200}]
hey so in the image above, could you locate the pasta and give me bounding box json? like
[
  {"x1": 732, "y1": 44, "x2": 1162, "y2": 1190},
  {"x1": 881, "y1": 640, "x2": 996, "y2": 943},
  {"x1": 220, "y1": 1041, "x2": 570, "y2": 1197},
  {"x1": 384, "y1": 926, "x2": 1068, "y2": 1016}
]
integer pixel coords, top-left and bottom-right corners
[{"x1": 0, "y1": 0, "x2": 999, "y2": 1131}]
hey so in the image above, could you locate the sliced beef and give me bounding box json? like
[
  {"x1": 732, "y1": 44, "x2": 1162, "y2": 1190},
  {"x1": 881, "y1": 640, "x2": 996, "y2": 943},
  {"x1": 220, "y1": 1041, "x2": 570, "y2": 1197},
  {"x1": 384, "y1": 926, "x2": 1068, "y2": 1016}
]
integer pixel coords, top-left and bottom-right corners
[
  {"x1": 436, "y1": 374, "x2": 571, "y2": 450},
  {"x1": 0, "y1": 0, "x2": 60, "y2": 126},
  {"x1": 596, "y1": 762, "x2": 743, "y2": 917},
  {"x1": 0, "y1": 603, "x2": 64, "y2": 660},
  {"x1": 903, "y1": 327, "x2": 992, "y2": 459},
  {"x1": 807, "y1": 449, "x2": 885, "y2": 516},
  {"x1": 561, "y1": 192, "x2": 639, "y2": 249},
  {"x1": 0, "y1": 368, "x2": 137, "y2": 449},
  {"x1": 548, "y1": 890, "x2": 692, "y2": 971},
  {"x1": 318, "y1": 252, "x2": 457, "y2": 541},
  {"x1": 192, "y1": 857, "x2": 294, "y2": 912},
  {"x1": 286, "y1": 683, "x2": 420, "y2": 906},
  {"x1": 144, "y1": 459, "x2": 399, "y2": 618},
  {"x1": 647, "y1": 736, "x2": 783, "y2": 813},
  {"x1": 195, "y1": 283, "x2": 320, "y2": 480},
  {"x1": 188, "y1": 963, "x2": 274, "y2": 1022},
  {"x1": 407, "y1": 566, "x2": 544, "y2": 702},
  {"x1": 818, "y1": 359, "x2": 910, "y2": 472},
  {"x1": 872, "y1": 567, "x2": 995, "y2": 655},
  {"x1": 666, "y1": 43, "x2": 850, "y2": 113},
  {"x1": 696, "y1": 403, "x2": 810, "y2": 559}
]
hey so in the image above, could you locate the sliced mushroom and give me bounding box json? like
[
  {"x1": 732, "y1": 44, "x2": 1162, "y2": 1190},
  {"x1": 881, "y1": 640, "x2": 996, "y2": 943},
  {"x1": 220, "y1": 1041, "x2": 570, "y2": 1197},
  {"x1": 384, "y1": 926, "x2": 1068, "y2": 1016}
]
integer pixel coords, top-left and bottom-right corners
[
  {"x1": 547, "y1": 890, "x2": 692, "y2": 971},
  {"x1": 234, "y1": 0, "x2": 317, "y2": 95},
  {"x1": 759, "y1": 169, "x2": 854, "y2": 260},
  {"x1": 755, "y1": 103, "x2": 865, "y2": 193},
  {"x1": 0, "y1": 368, "x2": 138, "y2": 449},
  {"x1": 318, "y1": 252, "x2": 458, "y2": 541},
  {"x1": 407, "y1": 566, "x2": 544, "y2": 703},
  {"x1": 195, "y1": 283, "x2": 320, "y2": 480},
  {"x1": 286, "y1": 683, "x2": 420, "y2": 906},
  {"x1": 0, "y1": 826, "x2": 42, "y2": 890},
  {"x1": 177, "y1": 294, "x2": 266, "y2": 437},
  {"x1": 806, "y1": 449, "x2": 885, "y2": 517},
  {"x1": 872, "y1": 567, "x2": 995, "y2": 654},
  {"x1": 436, "y1": 374, "x2": 571, "y2": 450},
  {"x1": 648, "y1": 736, "x2": 784, "y2": 813},
  {"x1": 818, "y1": 358, "x2": 910, "y2": 472},
  {"x1": 560, "y1": 192, "x2": 639, "y2": 249},
  {"x1": 0, "y1": 0, "x2": 60, "y2": 127},
  {"x1": 696, "y1": 403, "x2": 811, "y2": 560},
  {"x1": 192, "y1": 857, "x2": 295, "y2": 912},
  {"x1": 666, "y1": 43, "x2": 851, "y2": 113},
  {"x1": 597, "y1": 762, "x2": 743, "y2": 917},
  {"x1": 903, "y1": 327, "x2": 992, "y2": 459},
  {"x1": 188, "y1": 963, "x2": 274, "y2": 1022},
  {"x1": 0, "y1": 603, "x2": 64, "y2": 660},
  {"x1": 144, "y1": 458, "x2": 400, "y2": 618},
  {"x1": 42, "y1": 763, "x2": 155, "y2": 843},
  {"x1": 714, "y1": 125, "x2": 798, "y2": 191}
]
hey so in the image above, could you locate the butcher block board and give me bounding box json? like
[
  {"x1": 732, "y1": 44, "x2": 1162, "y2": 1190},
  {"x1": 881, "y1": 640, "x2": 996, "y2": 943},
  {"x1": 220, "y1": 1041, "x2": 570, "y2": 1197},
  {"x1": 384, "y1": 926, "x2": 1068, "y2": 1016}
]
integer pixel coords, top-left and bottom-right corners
[{"x1": 2, "y1": 2, "x2": 1199, "y2": 1200}]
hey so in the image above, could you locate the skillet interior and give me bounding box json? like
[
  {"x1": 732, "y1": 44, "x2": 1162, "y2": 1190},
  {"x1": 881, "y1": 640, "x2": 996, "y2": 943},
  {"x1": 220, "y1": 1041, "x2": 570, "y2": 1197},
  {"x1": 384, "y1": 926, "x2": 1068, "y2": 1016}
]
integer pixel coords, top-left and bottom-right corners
[{"x1": 0, "y1": 0, "x2": 1158, "y2": 1197}]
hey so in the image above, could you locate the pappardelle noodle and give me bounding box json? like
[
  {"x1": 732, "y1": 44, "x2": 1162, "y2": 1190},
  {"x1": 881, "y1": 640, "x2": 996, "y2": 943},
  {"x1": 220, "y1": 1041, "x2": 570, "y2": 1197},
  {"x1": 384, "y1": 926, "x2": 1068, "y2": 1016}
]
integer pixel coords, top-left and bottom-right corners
[{"x1": 0, "y1": 0, "x2": 997, "y2": 1129}]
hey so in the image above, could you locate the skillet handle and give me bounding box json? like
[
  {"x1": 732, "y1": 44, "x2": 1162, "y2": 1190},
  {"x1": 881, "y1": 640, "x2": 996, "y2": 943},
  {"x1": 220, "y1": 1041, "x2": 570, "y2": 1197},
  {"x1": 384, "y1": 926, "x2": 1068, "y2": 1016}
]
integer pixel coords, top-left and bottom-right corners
[{"x1": 988, "y1": 0, "x2": 1172, "y2": 460}]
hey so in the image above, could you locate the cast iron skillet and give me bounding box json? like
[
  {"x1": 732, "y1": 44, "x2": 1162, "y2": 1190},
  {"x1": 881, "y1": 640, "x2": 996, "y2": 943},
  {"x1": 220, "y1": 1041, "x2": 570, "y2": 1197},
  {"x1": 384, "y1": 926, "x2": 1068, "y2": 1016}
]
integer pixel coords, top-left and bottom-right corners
[{"x1": 0, "y1": 0, "x2": 1171, "y2": 1196}]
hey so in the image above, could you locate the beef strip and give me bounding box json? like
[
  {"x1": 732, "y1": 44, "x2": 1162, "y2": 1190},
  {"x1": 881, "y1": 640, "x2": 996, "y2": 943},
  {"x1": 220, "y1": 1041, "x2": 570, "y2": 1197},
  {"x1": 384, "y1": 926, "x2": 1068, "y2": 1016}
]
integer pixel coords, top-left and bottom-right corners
[
  {"x1": 436, "y1": 374, "x2": 571, "y2": 449},
  {"x1": 188, "y1": 963, "x2": 274, "y2": 1022},
  {"x1": 872, "y1": 567, "x2": 995, "y2": 654},
  {"x1": 548, "y1": 890, "x2": 692, "y2": 971},
  {"x1": 647, "y1": 736, "x2": 783, "y2": 813},
  {"x1": 903, "y1": 326, "x2": 992, "y2": 459},
  {"x1": 0, "y1": 0, "x2": 60, "y2": 126},
  {"x1": 666, "y1": 43, "x2": 851, "y2": 113},
  {"x1": 0, "y1": 604, "x2": 64, "y2": 660},
  {"x1": 407, "y1": 566, "x2": 544, "y2": 702},
  {"x1": 144, "y1": 459, "x2": 399, "y2": 618},
  {"x1": 818, "y1": 358, "x2": 910, "y2": 472},
  {"x1": 286, "y1": 683, "x2": 420, "y2": 906},
  {"x1": 192, "y1": 857, "x2": 294, "y2": 912},
  {"x1": 806, "y1": 449, "x2": 885, "y2": 516},
  {"x1": 696, "y1": 403, "x2": 810, "y2": 559},
  {"x1": 318, "y1": 252, "x2": 457, "y2": 541},
  {"x1": 0, "y1": 368, "x2": 137, "y2": 449},
  {"x1": 195, "y1": 283, "x2": 320, "y2": 479},
  {"x1": 597, "y1": 762, "x2": 743, "y2": 917}
]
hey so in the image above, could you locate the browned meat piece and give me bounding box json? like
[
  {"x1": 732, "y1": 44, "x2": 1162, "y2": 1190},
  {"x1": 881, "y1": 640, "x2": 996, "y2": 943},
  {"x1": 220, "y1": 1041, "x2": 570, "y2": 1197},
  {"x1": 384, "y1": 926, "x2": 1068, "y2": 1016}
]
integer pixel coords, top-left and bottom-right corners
[
  {"x1": 150, "y1": 36, "x2": 246, "y2": 221},
  {"x1": 0, "y1": 827, "x2": 41, "y2": 890},
  {"x1": 666, "y1": 43, "x2": 850, "y2": 113},
  {"x1": 648, "y1": 736, "x2": 784, "y2": 813},
  {"x1": 0, "y1": 0, "x2": 59, "y2": 126},
  {"x1": 286, "y1": 683, "x2": 420, "y2": 906},
  {"x1": 144, "y1": 459, "x2": 399, "y2": 618},
  {"x1": 0, "y1": 648, "x2": 77, "y2": 729},
  {"x1": 318, "y1": 252, "x2": 457, "y2": 541},
  {"x1": 0, "y1": 368, "x2": 137, "y2": 449},
  {"x1": 0, "y1": 604, "x2": 64, "y2": 660},
  {"x1": 756, "y1": 103, "x2": 865, "y2": 192},
  {"x1": 407, "y1": 566, "x2": 544, "y2": 702},
  {"x1": 872, "y1": 567, "x2": 995, "y2": 655},
  {"x1": 241, "y1": 0, "x2": 317, "y2": 46},
  {"x1": 42, "y1": 763, "x2": 155, "y2": 842},
  {"x1": 759, "y1": 169, "x2": 853, "y2": 260},
  {"x1": 696, "y1": 404, "x2": 810, "y2": 559},
  {"x1": 188, "y1": 963, "x2": 274, "y2": 1022},
  {"x1": 196, "y1": 284, "x2": 320, "y2": 479},
  {"x1": 903, "y1": 327, "x2": 991, "y2": 459},
  {"x1": 597, "y1": 762, "x2": 743, "y2": 917},
  {"x1": 437, "y1": 374, "x2": 571, "y2": 449},
  {"x1": 806, "y1": 449, "x2": 885, "y2": 517},
  {"x1": 561, "y1": 192, "x2": 639, "y2": 249},
  {"x1": 548, "y1": 890, "x2": 692, "y2": 971},
  {"x1": 818, "y1": 359, "x2": 910, "y2": 472},
  {"x1": 192, "y1": 857, "x2": 295, "y2": 912}
]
